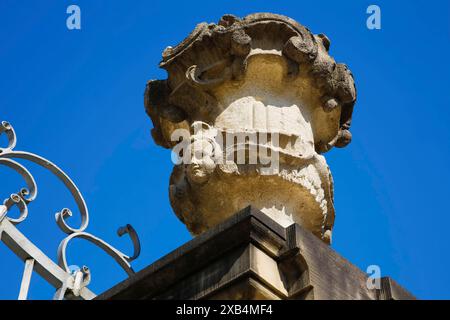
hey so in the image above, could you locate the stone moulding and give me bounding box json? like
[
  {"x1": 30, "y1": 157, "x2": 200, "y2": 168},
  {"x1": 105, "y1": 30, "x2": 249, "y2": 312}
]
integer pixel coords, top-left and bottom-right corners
[
  {"x1": 144, "y1": 13, "x2": 358, "y2": 243},
  {"x1": 97, "y1": 207, "x2": 415, "y2": 300}
]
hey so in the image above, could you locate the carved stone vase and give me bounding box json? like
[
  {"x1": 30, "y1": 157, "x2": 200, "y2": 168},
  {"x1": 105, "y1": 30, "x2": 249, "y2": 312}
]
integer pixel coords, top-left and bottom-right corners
[{"x1": 145, "y1": 13, "x2": 357, "y2": 244}]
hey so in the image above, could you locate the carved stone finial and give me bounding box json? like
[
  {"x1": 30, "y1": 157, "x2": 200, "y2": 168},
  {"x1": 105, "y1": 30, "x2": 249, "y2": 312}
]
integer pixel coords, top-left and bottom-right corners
[{"x1": 145, "y1": 13, "x2": 357, "y2": 243}]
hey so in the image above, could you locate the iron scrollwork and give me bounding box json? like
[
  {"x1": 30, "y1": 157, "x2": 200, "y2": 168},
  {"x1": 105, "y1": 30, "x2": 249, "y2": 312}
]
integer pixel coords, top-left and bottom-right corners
[{"x1": 0, "y1": 121, "x2": 140, "y2": 299}]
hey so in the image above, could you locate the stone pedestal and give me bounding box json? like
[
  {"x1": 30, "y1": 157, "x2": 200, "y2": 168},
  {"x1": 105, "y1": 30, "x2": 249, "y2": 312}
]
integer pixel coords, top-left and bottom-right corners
[{"x1": 97, "y1": 207, "x2": 414, "y2": 300}]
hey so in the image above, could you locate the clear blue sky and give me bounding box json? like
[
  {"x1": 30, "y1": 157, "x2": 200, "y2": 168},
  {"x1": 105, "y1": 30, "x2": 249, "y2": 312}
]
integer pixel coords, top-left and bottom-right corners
[{"x1": 1, "y1": 0, "x2": 449, "y2": 299}]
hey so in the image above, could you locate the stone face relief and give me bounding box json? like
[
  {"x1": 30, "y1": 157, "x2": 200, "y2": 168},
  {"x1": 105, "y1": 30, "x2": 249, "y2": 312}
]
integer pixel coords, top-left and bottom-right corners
[{"x1": 145, "y1": 13, "x2": 357, "y2": 244}]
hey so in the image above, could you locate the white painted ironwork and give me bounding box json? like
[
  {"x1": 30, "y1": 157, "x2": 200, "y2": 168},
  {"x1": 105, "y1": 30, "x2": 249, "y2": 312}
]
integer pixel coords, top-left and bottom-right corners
[
  {"x1": 0, "y1": 121, "x2": 140, "y2": 300},
  {"x1": 18, "y1": 258, "x2": 35, "y2": 300}
]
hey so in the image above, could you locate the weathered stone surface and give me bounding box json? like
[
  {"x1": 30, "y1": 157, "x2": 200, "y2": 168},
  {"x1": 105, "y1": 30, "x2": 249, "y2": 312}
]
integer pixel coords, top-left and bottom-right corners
[
  {"x1": 97, "y1": 207, "x2": 414, "y2": 300},
  {"x1": 145, "y1": 13, "x2": 357, "y2": 243}
]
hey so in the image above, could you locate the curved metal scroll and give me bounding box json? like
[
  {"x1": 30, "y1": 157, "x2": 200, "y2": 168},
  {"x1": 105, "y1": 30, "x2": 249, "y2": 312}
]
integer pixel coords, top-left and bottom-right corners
[
  {"x1": 58, "y1": 224, "x2": 141, "y2": 276},
  {"x1": 0, "y1": 121, "x2": 141, "y2": 299}
]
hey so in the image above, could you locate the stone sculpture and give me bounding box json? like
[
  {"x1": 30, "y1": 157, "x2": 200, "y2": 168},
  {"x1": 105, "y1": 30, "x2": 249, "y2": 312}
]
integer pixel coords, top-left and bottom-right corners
[{"x1": 145, "y1": 13, "x2": 357, "y2": 244}]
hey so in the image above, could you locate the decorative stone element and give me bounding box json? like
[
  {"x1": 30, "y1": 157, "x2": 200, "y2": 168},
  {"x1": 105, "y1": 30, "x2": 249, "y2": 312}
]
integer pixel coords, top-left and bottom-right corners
[
  {"x1": 98, "y1": 207, "x2": 415, "y2": 300},
  {"x1": 145, "y1": 13, "x2": 357, "y2": 243}
]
